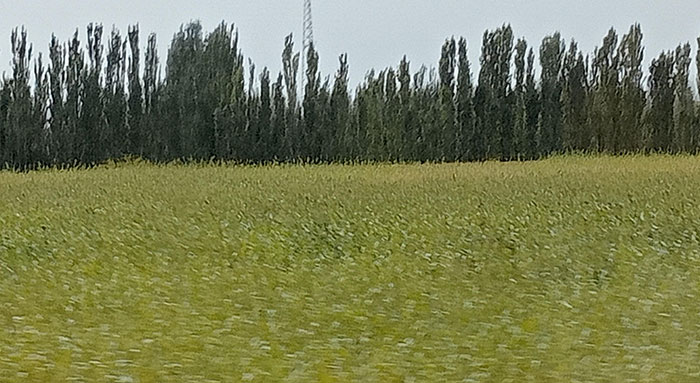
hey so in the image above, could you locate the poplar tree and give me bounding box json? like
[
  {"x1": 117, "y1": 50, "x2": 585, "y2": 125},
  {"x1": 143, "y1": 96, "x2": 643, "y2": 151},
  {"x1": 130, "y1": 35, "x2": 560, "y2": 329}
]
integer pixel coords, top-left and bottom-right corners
[
  {"x1": 361, "y1": 70, "x2": 386, "y2": 161},
  {"x1": 143, "y1": 33, "x2": 161, "y2": 159},
  {"x1": 496, "y1": 26, "x2": 514, "y2": 160},
  {"x1": 646, "y1": 52, "x2": 675, "y2": 152},
  {"x1": 0, "y1": 83, "x2": 8, "y2": 166},
  {"x1": 270, "y1": 73, "x2": 286, "y2": 161},
  {"x1": 127, "y1": 25, "x2": 143, "y2": 155},
  {"x1": 538, "y1": 32, "x2": 564, "y2": 155},
  {"x1": 617, "y1": 24, "x2": 644, "y2": 152},
  {"x1": 258, "y1": 68, "x2": 272, "y2": 162},
  {"x1": 475, "y1": 25, "x2": 513, "y2": 160},
  {"x1": 331, "y1": 54, "x2": 350, "y2": 161},
  {"x1": 384, "y1": 67, "x2": 401, "y2": 160},
  {"x1": 32, "y1": 54, "x2": 49, "y2": 165},
  {"x1": 281, "y1": 34, "x2": 300, "y2": 160},
  {"x1": 561, "y1": 40, "x2": 589, "y2": 151},
  {"x1": 302, "y1": 42, "x2": 321, "y2": 160},
  {"x1": 456, "y1": 38, "x2": 475, "y2": 161},
  {"x1": 245, "y1": 62, "x2": 259, "y2": 162},
  {"x1": 65, "y1": 30, "x2": 83, "y2": 163},
  {"x1": 7, "y1": 28, "x2": 33, "y2": 169},
  {"x1": 48, "y1": 35, "x2": 66, "y2": 164},
  {"x1": 83, "y1": 24, "x2": 105, "y2": 163},
  {"x1": 211, "y1": 27, "x2": 245, "y2": 161},
  {"x1": 523, "y1": 48, "x2": 540, "y2": 159},
  {"x1": 418, "y1": 66, "x2": 438, "y2": 161},
  {"x1": 590, "y1": 28, "x2": 620, "y2": 152},
  {"x1": 354, "y1": 73, "x2": 372, "y2": 161},
  {"x1": 438, "y1": 38, "x2": 457, "y2": 161},
  {"x1": 513, "y1": 38, "x2": 528, "y2": 158},
  {"x1": 201, "y1": 23, "x2": 241, "y2": 160},
  {"x1": 105, "y1": 27, "x2": 126, "y2": 159},
  {"x1": 228, "y1": 59, "x2": 246, "y2": 161},
  {"x1": 397, "y1": 56, "x2": 414, "y2": 161},
  {"x1": 165, "y1": 22, "x2": 205, "y2": 159},
  {"x1": 317, "y1": 78, "x2": 333, "y2": 162},
  {"x1": 7, "y1": 21, "x2": 700, "y2": 168},
  {"x1": 413, "y1": 66, "x2": 439, "y2": 161},
  {"x1": 672, "y1": 43, "x2": 694, "y2": 153}
]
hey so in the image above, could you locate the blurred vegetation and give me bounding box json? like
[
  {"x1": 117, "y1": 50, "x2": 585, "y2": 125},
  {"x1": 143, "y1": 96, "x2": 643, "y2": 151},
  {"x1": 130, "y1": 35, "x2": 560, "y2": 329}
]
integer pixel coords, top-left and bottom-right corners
[{"x1": 2, "y1": 156, "x2": 700, "y2": 381}]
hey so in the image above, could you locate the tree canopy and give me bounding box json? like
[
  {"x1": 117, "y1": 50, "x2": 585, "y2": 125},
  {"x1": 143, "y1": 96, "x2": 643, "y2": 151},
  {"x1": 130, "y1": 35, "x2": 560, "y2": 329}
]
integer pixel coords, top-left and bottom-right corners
[{"x1": 2, "y1": 22, "x2": 700, "y2": 170}]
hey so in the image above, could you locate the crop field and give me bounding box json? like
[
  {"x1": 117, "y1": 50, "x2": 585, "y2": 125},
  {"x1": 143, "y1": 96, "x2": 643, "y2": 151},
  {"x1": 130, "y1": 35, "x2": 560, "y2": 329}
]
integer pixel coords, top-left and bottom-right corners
[{"x1": 2, "y1": 156, "x2": 700, "y2": 382}]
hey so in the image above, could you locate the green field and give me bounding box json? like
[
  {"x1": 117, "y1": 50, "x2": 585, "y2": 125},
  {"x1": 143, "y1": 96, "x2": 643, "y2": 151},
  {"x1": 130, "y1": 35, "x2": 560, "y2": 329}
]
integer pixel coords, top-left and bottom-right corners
[{"x1": 2, "y1": 156, "x2": 700, "y2": 382}]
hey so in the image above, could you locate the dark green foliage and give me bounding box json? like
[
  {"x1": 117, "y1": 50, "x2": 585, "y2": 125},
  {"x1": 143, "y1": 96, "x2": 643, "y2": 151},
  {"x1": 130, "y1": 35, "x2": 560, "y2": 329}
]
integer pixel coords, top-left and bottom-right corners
[
  {"x1": 475, "y1": 25, "x2": 514, "y2": 161},
  {"x1": 590, "y1": 28, "x2": 620, "y2": 152},
  {"x1": 203, "y1": 23, "x2": 243, "y2": 160},
  {"x1": 317, "y1": 77, "x2": 333, "y2": 162},
  {"x1": 397, "y1": 56, "x2": 415, "y2": 161},
  {"x1": 104, "y1": 26, "x2": 126, "y2": 159},
  {"x1": 211, "y1": 32, "x2": 245, "y2": 162},
  {"x1": 48, "y1": 35, "x2": 67, "y2": 164},
  {"x1": 538, "y1": 32, "x2": 564, "y2": 155},
  {"x1": 359, "y1": 70, "x2": 384, "y2": 161},
  {"x1": 143, "y1": 33, "x2": 161, "y2": 159},
  {"x1": 127, "y1": 25, "x2": 143, "y2": 156},
  {"x1": 512, "y1": 38, "x2": 528, "y2": 159},
  {"x1": 3, "y1": 22, "x2": 700, "y2": 169},
  {"x1": 0, "y1": 83, "x2": 9, "y2": 166},
  {"x1": 672, "y1": 43, "x2": 694, "y2": 153},
  {"x1": 523, "y1": 49, "x2": 540, "y2": 160},
  {"x1": 270, "y1": 73, "x2": 286, "y2": 161},
  {"x1": 617, "y1": 24, "x2": 645, "y2": 153},
  {"x1": 561, "y1": 41, "x2": 589, "y2": 152},
  {"x1": 383, "y1": 68, "x2": 401, "y2": 161},
  {"x1": 456, "y1": 39, "x2": 475, "y2": 161},
  {"x1": 281, "y1": 34, "x2": 300, "y2": 160},
  {"x1": 7, "y1": 28, "x2": 34, "y2": 169},
  {"x1": 411, "y1": 66, "x2": 439, "y2": 162},
  {"x1": 302, "y1": 42, "x2": 321, "y2": 161},
  {"x1": 438, "y1": 38, "x2": 457, "y2": 161},
  {"x1": 258, "y1": 68, "x2": 272, "y2": 162},
  {"x1": 646, "y1": 52, "x2": 675, "y2": 152},
  {"x1": 164, "y1": 22, "x2": 203, "y2": 159},
  {"x1": 495, "y1": 27, "x2": 514, "y2": 161},
  {"x1": 65, "y1": 30, "x2": 83, "y2": 165},
  {"x1": 32, "y1": 54, "x2": 49, "y2": 166},
  {"x1": 82, "y1": 24, "x2": 105, "y2": 164},
  {"x1": 245, "y1": 62, "x2": 259, "y2": 162},
  {"x1": 331, "y1": 54, "x2": 350, "y2": 161}
]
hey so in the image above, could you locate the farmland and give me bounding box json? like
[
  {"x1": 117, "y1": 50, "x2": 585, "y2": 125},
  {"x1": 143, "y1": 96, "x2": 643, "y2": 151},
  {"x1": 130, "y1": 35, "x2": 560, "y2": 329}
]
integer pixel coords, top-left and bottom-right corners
[{"x1": 2, "y1": 156, "x2": 700, "y2": 381}]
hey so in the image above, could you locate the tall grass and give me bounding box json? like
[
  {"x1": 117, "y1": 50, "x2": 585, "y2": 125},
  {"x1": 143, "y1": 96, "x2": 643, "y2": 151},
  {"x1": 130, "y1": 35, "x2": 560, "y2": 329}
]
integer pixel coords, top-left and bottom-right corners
[{"x1": 2, "y1": 156, "x2": 700, "y2": 381}]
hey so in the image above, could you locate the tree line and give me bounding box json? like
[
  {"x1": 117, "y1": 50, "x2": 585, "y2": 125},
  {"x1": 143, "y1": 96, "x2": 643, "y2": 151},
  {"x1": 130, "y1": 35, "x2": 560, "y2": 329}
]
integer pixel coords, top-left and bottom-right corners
[{"x1": 1, "y1": 22, "x2": 700, "y2": 169}]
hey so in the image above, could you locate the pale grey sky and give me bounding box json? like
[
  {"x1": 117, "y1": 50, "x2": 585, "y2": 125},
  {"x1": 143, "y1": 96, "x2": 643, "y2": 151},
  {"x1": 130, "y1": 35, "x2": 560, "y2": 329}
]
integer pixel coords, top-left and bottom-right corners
[{"x1": 0, "y1": 0, "x2": 698, "y2": 86}]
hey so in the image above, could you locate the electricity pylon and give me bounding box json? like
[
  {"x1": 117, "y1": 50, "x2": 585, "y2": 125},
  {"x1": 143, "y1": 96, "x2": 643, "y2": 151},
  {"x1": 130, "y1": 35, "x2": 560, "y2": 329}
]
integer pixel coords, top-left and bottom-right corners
[{"x1": 301, "y1": 0, "x2": 314, "y2": 89}]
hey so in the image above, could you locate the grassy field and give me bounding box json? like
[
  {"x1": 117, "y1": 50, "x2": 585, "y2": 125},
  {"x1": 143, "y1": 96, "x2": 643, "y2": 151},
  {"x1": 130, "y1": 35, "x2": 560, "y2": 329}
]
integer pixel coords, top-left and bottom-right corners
[{"x1": 2, "y1": 156, "x2": 700, "y2": 382}]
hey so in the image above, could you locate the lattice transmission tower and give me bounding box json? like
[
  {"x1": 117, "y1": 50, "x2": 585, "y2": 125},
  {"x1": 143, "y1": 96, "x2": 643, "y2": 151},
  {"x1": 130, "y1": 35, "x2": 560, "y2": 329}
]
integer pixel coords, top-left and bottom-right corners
[{"x1": 301, "y1": 0, "x2": 314, "y2": 89}]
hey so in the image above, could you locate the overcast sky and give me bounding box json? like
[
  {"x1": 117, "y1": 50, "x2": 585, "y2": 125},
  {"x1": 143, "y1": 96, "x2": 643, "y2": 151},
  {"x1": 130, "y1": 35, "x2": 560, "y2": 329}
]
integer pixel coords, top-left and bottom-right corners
[{"x1": 0, "y1": 0, "x2": 698, "y2": 86}]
